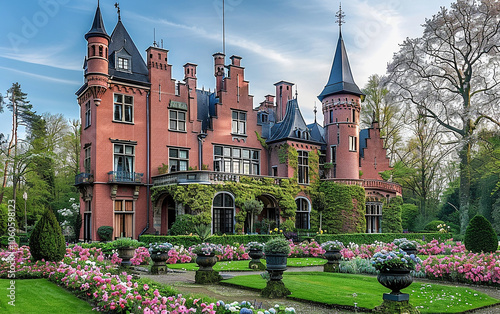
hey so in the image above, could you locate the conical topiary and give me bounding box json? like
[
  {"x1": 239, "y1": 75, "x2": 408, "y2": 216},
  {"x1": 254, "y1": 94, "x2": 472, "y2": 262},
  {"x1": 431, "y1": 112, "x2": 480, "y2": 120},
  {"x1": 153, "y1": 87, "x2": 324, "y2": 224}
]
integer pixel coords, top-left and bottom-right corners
[
  {"x1": 29, "y1": 209, "x2": 66, "y2": 262},
  {"x1": 464, "y1": 215, "x2": 498, "y2": 253}
]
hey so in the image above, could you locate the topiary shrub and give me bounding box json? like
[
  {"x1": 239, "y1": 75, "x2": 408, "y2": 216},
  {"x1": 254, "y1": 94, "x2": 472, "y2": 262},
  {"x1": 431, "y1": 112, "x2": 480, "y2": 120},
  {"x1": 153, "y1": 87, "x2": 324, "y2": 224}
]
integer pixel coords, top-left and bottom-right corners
[
  {"x1": 401, "y1": 204, "x2": 419, "y2": 231},
  {"x1": 168, "y1": 215, "x2": 196, "y2": 235},
  {"x1": 464, "y1": 215, "x2": 498, "y2": 253},
  {"x1": 97, "y1": 226, "x2": 113, "y2": 242},
  {"x1": 423, "y1": 220, "x2": 446, "y2": 233},
  {"x1": 29, "y1": 209, "x2": 66, "y2": 262}
]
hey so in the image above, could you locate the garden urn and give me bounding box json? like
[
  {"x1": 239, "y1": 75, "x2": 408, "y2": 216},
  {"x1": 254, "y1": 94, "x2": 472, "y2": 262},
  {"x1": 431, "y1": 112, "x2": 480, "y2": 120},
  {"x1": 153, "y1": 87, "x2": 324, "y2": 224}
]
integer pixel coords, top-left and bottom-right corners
[
  {"x1": 196, "y1": 254, "x2": 218, "y2": 271},
  {"x1": 377, "y1": 268, "x2": 413, "y2": 301}
]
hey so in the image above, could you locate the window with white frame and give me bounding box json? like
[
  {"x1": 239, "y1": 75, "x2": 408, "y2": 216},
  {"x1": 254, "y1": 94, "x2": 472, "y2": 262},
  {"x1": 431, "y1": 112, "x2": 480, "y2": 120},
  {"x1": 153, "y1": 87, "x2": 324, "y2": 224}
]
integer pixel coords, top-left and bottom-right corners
[
  {"x1": 85, "y1": 101, "x2": 91, "y2": 128},
  {"x1": 213, "y1": 145, "x2": 259, "y2": 175},
  {"x1": 117, "y1": 57, "x2": 130, "y2": 71},
  {"x1": 169, "y1": 109, "x2": 186, "y2": 131},
  {"x1": 212, "y1": 192, "x2": 234, "y2": 234},
  {"x1": 349, "y1": 136, "x2": 357, "y2": 151},
  {"x1": 298, "y1": 151, "x2": 309, "y2": 184},
  {"x1": 113, "y1": 144, "x2": 135, "y2": 181},
  {"x1": 169, "y1": 148, "x2": 189, "y2": 172},
  {"x1": 295, "y1": 197, "x2": 310, "y2": 229},
  {"x1": 231, "y1": 110, "x2": 246, "y2": 135},
  {"x1": 114, "y1": 200, "x2": 134, "y2": 238},
  {"x1": 114, "y1": 94, "x2": 133, "y2": 123},
  {"x1": 84, "y1": 146, "x2": 91, "y2": 173},
  {"x1": 366, "y1": 202, "x2": 382, "y2": 233}
]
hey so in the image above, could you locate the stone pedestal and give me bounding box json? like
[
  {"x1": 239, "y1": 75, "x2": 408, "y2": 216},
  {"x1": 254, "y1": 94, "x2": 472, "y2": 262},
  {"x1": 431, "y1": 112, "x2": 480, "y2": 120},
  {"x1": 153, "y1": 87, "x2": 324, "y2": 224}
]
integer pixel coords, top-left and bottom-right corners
[
  {"x1": 373, "y1": 300, "x2": 420, "y2": 314},
  {"x1": 195, "y1": 270, "x2": 222, "y2": 284}
]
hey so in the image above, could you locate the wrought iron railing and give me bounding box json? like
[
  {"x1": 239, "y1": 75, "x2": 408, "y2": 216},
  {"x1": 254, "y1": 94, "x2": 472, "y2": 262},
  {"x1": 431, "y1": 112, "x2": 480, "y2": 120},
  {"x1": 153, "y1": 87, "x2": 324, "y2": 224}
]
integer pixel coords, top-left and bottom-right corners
[
  {"x1": 152, "y1": 170, "x2": 287, "y2": 187},
  {"x1": 107, "y1": 171, "x2": 144, "y2": 184},
  {"x1": 75, "y1": 172, "x2": 94, "y2": 185}
]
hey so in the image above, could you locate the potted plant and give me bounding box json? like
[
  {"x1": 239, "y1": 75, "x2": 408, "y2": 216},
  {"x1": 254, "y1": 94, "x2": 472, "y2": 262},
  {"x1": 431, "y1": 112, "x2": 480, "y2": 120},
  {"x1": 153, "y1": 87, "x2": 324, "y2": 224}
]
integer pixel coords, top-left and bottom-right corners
[
  {"x1": 246, "y1": 242, "x2": 265, "y2": 270},
  {"x1": 113, "y1": 238, "x2": 141, "y2": 266},
  {"x1": 393, "y1": 238, "x2": 418, "y2": 256},
  {"x1": 321, "y1": 240, "x2": 344, "y2": 272},
  {"x1": 371, "y1": 249, "x2": 422, "y2": 300},
  {"x1": 192, "y1": 243, "x2": 223, "y2": 271},
  {"x1": 262, "y1": 237, "x2": 292, "y2": 298},
  {"x1": 149, "y1": 242, "x2": 173, "y2": 274}
]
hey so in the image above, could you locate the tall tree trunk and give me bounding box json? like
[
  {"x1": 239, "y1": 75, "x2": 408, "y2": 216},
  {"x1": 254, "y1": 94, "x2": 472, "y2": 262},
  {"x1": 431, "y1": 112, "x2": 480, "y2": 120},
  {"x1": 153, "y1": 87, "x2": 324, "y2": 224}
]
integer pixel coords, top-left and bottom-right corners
[{"x1": 459, "y1": 142, "x2": 471, "y2": 234}]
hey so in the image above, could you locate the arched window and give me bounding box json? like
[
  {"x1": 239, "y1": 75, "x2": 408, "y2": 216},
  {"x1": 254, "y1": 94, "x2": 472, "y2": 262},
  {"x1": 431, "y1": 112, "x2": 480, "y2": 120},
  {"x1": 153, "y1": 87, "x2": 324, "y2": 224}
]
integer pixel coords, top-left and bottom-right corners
[
  {"x1": 92, "y1": 45, "x2": 96, "y2": 56},
  {"x1": 99, "y1": 46, "x2": 103, "y2": 57},
  {"x1": 212, "y1": 192, "x2": 234, "y2": 234},
  {"x1": 295, "y1": 197, "x2": 310, "y2": 229}
]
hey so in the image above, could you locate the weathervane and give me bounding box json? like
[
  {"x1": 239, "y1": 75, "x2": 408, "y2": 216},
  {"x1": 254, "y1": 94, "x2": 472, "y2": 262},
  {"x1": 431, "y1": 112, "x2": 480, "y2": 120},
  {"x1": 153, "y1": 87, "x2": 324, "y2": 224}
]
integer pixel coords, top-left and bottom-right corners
[
  {"x1": 335, "y1": 3, "x2": 345, "y2": 32},
  {"x1": 114, "y1": 2, "x2": 121, "y2": 21},
  {"x1": 314, "y1": 102, "x2": 317, "y2": 123}
]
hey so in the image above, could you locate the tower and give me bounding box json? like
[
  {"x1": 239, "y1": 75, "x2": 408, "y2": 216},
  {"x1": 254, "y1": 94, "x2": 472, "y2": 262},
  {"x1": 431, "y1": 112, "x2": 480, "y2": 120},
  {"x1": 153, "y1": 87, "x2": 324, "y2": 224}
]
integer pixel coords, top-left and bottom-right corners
[
  {"x1": 84, "y1": 3, "x2": 110, "y2": 106},
  {"x1": 319, "y1": 6, "x2": 364, "y2": 179}
]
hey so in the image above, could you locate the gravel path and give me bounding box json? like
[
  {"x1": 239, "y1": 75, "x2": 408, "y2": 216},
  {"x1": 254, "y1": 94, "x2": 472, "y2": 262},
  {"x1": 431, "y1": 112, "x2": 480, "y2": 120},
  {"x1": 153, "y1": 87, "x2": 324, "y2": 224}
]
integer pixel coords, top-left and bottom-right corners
[{"x1": 140, "y1": 266, "x2": 500, "y2": 313}]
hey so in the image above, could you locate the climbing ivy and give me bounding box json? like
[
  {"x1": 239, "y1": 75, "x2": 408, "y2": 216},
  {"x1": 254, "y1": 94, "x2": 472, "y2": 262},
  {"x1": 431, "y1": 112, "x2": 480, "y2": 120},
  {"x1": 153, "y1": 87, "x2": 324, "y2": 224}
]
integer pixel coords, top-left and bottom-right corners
[
  {"x1": 255, "y1": 131, "x2": 268, "y2": 150},
  {"x1": 308, "y1": 149, "x2": 320, "y2": 185},
  {"x1": 310, "y1": 181, "x2": 366, "y2": 234},
  {"x1": 381, "y1": 196, "x2": 403, "y2": 233}
]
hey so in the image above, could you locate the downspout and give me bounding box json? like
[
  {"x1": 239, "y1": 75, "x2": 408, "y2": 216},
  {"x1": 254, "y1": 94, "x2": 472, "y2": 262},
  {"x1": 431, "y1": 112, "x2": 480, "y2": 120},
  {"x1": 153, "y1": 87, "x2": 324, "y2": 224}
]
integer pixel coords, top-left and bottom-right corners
[
  {"x1": 139, "y1": 91, "x2": 151, "y2": 237},
  {"x1": 198, "y1": 132, "x2": 207, "y2": 170}
]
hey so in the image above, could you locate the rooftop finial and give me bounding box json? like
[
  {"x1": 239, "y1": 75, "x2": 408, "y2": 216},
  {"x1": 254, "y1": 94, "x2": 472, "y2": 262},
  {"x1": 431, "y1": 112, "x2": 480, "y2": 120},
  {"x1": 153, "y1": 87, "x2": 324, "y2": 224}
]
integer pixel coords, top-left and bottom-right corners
[
  {"x1": 114, "y1": 2, "x2": 121, "y2": 21},
  {"x1": 314, "y1": 102, "x2": 318, "y2": 123},
  {"x1": 335, "y1": 3, "x2": 345, "y2": 33},
  {"x1": 295, "y1": 86, "x2": 298, "y2": 99}
]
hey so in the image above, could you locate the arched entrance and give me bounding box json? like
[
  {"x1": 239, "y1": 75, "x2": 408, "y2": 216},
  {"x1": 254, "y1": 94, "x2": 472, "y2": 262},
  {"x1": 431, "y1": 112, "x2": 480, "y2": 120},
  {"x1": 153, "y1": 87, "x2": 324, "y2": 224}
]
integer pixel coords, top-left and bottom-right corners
[
  {"x1": 247, "y1": 194, "x2": 279, "y2": 234},
  {"x1": 157, "y1": 195, "x2": 176, "y2": 235}
]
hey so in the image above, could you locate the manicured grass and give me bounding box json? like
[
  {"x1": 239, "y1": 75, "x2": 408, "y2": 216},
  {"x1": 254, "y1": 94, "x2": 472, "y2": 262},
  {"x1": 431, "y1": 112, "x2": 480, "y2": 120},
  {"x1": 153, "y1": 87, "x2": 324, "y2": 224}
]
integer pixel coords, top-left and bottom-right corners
[
  {"x1": 0, "y1": 279, "x2": 94, "y2": 314},
  {"x1": 167, "y1": 257, "x2": 325, "y2": 271},
  {"x1": 222, "y1": 272, "x2": 500, "y2": 313}
]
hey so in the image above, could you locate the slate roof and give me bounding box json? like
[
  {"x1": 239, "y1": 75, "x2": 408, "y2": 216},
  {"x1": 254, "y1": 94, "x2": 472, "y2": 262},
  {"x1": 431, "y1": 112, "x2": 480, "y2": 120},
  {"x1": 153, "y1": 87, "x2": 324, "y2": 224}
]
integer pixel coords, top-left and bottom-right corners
[
  {"x1": 197, "y1": 89, "x2": 218, "y2": 132},
  {"x1": 267, "y1": 99, "x2": 325, "y2": 145},
  {"x1": 85, "y1": 5, "x2": 110, "y2": 41},
  {"x1": 108, "y1": 20, "x2": 149, "y2": 85},
  {"x1": 318, "y1": 33, "x2": 363, "y2": 101},
  {"x1": 359, "y1": 128, "x2": 370, "y2": 158},
  {"x1": 307, "y1": 121, "x2": 326, "y2": 144}
]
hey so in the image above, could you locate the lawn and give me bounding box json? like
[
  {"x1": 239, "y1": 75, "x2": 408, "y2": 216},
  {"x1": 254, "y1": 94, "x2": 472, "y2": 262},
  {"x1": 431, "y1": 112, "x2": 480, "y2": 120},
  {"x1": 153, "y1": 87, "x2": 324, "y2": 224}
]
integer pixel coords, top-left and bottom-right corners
[
  {"x1": 0, "y1": 279, "x2": 94, "y2": 314},
  {"x1": 222, "y1": 272, "x2": 500, "y2": 313},
  {"x1": 166, "y1": 257, "x2": 325, "y2": 271}
]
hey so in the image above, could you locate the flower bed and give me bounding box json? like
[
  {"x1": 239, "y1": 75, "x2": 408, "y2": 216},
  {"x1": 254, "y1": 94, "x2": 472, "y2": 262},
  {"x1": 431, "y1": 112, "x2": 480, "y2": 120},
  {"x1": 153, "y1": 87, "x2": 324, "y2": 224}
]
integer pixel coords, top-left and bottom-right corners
[
  {"x1": 0, "y1": 244, "x2": 296, "y2": 313},
  {"x1": 418, "y1": 239, "x2": 466, "y2": 255}
]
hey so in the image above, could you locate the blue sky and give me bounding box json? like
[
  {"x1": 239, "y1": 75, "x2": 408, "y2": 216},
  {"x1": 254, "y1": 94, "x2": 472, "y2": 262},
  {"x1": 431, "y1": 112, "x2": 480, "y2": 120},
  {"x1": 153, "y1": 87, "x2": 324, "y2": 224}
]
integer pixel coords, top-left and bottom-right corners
[{"x1": 0, "y1": 0, "x2": 454, "y2": 137}]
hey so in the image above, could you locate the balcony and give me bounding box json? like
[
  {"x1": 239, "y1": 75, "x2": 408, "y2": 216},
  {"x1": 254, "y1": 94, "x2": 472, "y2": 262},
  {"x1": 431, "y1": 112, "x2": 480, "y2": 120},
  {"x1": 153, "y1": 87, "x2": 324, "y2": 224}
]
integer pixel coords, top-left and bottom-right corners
[
  {"x1": 107, "y1": 171, "x2": 144, "y2": 184},
  {"x1": 152, "y1": 170, "x2": 287, "y2": 187},
  {"x1": 326, "y1": 178, "x2": 402, "y2": 195},
  {"x1": 75, "y1": 172, "x2": 94, "y2": 185}
]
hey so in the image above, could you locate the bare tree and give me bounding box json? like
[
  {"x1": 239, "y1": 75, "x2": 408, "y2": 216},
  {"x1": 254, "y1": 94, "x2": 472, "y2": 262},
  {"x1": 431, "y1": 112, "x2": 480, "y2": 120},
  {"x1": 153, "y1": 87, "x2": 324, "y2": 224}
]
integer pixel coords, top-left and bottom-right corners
[
  {"x1": 387, "y1": 0, "x2": 500, "y2": 233},
  {"x1": 361, "y1": 74, "x2": 405, "y2": 163}
]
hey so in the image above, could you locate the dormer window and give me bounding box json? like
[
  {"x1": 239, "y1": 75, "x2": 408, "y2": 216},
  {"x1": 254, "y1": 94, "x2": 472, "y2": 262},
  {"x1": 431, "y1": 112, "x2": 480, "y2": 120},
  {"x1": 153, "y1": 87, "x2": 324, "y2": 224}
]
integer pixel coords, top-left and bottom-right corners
[{"x1": 117, "y1": 57, "x2": 130, "y2": 71}]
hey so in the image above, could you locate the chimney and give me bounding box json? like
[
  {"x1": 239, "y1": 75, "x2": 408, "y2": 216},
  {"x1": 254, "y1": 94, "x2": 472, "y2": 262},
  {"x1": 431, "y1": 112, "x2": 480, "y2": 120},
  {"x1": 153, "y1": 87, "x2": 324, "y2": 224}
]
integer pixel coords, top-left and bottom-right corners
[
  {"x1": 213, "y1": 52, "x2": 225, "y2": 97},
  {"x1": 230, "y1": 55, "x2": 242, "y2": 67},
  {"x1": 274, "y1": 81, "x2": 294, "y2": 121}
]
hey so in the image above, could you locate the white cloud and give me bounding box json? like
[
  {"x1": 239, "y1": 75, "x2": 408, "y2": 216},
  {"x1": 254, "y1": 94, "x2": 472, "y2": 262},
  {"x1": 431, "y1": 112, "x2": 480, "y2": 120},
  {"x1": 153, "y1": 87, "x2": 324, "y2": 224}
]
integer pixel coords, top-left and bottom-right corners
[
  {"x1": 0, "y1": 45, "x2": 82, "y2": 71},
  {"x1": 0, "y1": 66, "x2": 80, "y2": 85}
]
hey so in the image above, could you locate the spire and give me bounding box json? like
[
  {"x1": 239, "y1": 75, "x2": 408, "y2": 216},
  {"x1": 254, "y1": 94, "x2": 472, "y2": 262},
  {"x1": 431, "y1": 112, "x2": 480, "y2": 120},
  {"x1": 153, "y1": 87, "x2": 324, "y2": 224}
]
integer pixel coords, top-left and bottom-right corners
[
  {"x1": 318, "y1": 7, "x2": 363, "y2": 102},
  {"x1": 314, "y1": 102, "x2": 318, "y2": 123},
  {"x1": 85, "y1": 2, "x2": 110, "y2": 41}
]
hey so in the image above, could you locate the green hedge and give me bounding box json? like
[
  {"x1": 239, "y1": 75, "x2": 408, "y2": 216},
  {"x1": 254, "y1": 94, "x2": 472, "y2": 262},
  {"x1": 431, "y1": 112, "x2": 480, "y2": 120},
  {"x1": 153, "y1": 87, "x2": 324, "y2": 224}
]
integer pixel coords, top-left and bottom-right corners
[
  {"x1": 205, "y1": 234, "x2": 278, "y2": 245},
  {"x1": 139, "y1": 234, "x2": 280, "y2": 247},
  {"x1": 314, "y1": 232, "x2": 453, "y2": 245},
  {"x1": 0, "y1": 235, "x2": 20, "y2": 247},
  {"x1": 139, "y1": 235, "x2": 202, "y2": 247}
]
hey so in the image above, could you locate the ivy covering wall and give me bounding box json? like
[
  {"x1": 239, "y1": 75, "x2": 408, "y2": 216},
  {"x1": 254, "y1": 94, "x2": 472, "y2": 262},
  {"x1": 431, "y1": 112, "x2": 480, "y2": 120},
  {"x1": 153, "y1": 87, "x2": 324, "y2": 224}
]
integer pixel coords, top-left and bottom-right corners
[
  {"x1": 310, "y1": 181, "x2": 366, "y2": 233},
  {"x1": 381, "y1": 196, "x2": 403, "y2": 233}
]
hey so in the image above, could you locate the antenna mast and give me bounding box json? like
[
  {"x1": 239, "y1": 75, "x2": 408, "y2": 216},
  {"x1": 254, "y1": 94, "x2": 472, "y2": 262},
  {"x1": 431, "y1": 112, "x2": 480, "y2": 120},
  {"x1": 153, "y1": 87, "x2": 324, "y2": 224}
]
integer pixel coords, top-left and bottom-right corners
[{"x1": 222, "y1": 0, "x2": 225, "y2": 56}]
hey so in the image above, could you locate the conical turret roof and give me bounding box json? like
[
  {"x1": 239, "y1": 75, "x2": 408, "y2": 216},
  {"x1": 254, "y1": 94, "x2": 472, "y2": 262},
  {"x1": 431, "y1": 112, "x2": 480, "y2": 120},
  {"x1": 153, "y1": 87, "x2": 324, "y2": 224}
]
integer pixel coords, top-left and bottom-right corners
[
  {"x1": 85, "y1": 4, "x2": 110, "y2": 41},
  {"x1": 318, "y1": 33, "x2": 362, "y2": 101}
]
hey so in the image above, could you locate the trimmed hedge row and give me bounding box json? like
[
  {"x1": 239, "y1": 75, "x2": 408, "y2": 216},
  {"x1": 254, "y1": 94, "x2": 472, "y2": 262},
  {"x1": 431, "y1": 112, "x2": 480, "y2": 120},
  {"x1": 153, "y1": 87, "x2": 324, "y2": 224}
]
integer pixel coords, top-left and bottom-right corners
[
  {"x1": 314, "y1": 232, "x2": 453, "y2": 244},
  {"x1": 139, "y1": 235, "x2": 201, "y2": 247},
  {"x1": 139, "y1": 234, "x2": 280, "y2": 247}
]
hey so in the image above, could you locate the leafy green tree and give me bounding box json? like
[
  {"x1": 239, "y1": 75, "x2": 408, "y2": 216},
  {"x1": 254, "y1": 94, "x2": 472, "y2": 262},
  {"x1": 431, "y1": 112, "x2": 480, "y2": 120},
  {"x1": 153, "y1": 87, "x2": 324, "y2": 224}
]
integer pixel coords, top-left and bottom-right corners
[
  {"x1": 382, "y1": 196, "x2": 403, "y2": 233},
  {"x1": 387, "y1": 0, "x2": 500, "y2": 233},
  {"x1": 401, "y1": 203, "x2": 419, "y2": 231},
  {"x1": 242, "y1": 199, "x2": 264, "y2": 234},
  {"x1": 29, "y1": 208, "x2": 66, "y2": 262}
]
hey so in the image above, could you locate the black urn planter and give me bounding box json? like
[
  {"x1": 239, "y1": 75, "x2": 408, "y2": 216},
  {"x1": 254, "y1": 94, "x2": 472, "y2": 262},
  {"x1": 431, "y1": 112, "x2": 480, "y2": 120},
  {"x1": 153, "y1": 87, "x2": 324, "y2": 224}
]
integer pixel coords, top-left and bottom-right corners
[
  {"x1": 196, "y1": 254, "x2": 218, "y2": 271},
  {"x1": 324, "y1": 249, "x2": 341, "y2": 264},
  {"x1": 150, "y1": 252, "x2": 169, "y2": 274},
  {"x1": 377, "y1": 268, "x2": 413, "y2": 301},
  {"x1": 249, "y1": 249, "x2": 264, "y2": 262},
  {"x1": 118, "y1": 247, "x2": 136, "y2": 266},
  {"x1": 265, "y1": 253, "x2": 287, "y2": 280}
]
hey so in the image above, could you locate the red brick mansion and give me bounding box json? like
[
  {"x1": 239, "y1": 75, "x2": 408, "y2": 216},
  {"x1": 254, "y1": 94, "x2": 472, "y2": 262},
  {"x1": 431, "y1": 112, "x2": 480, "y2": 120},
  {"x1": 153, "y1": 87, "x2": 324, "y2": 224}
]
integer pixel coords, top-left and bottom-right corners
[{"x1": 76, "y1": 4, "x2": 401, "y2": 241}]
